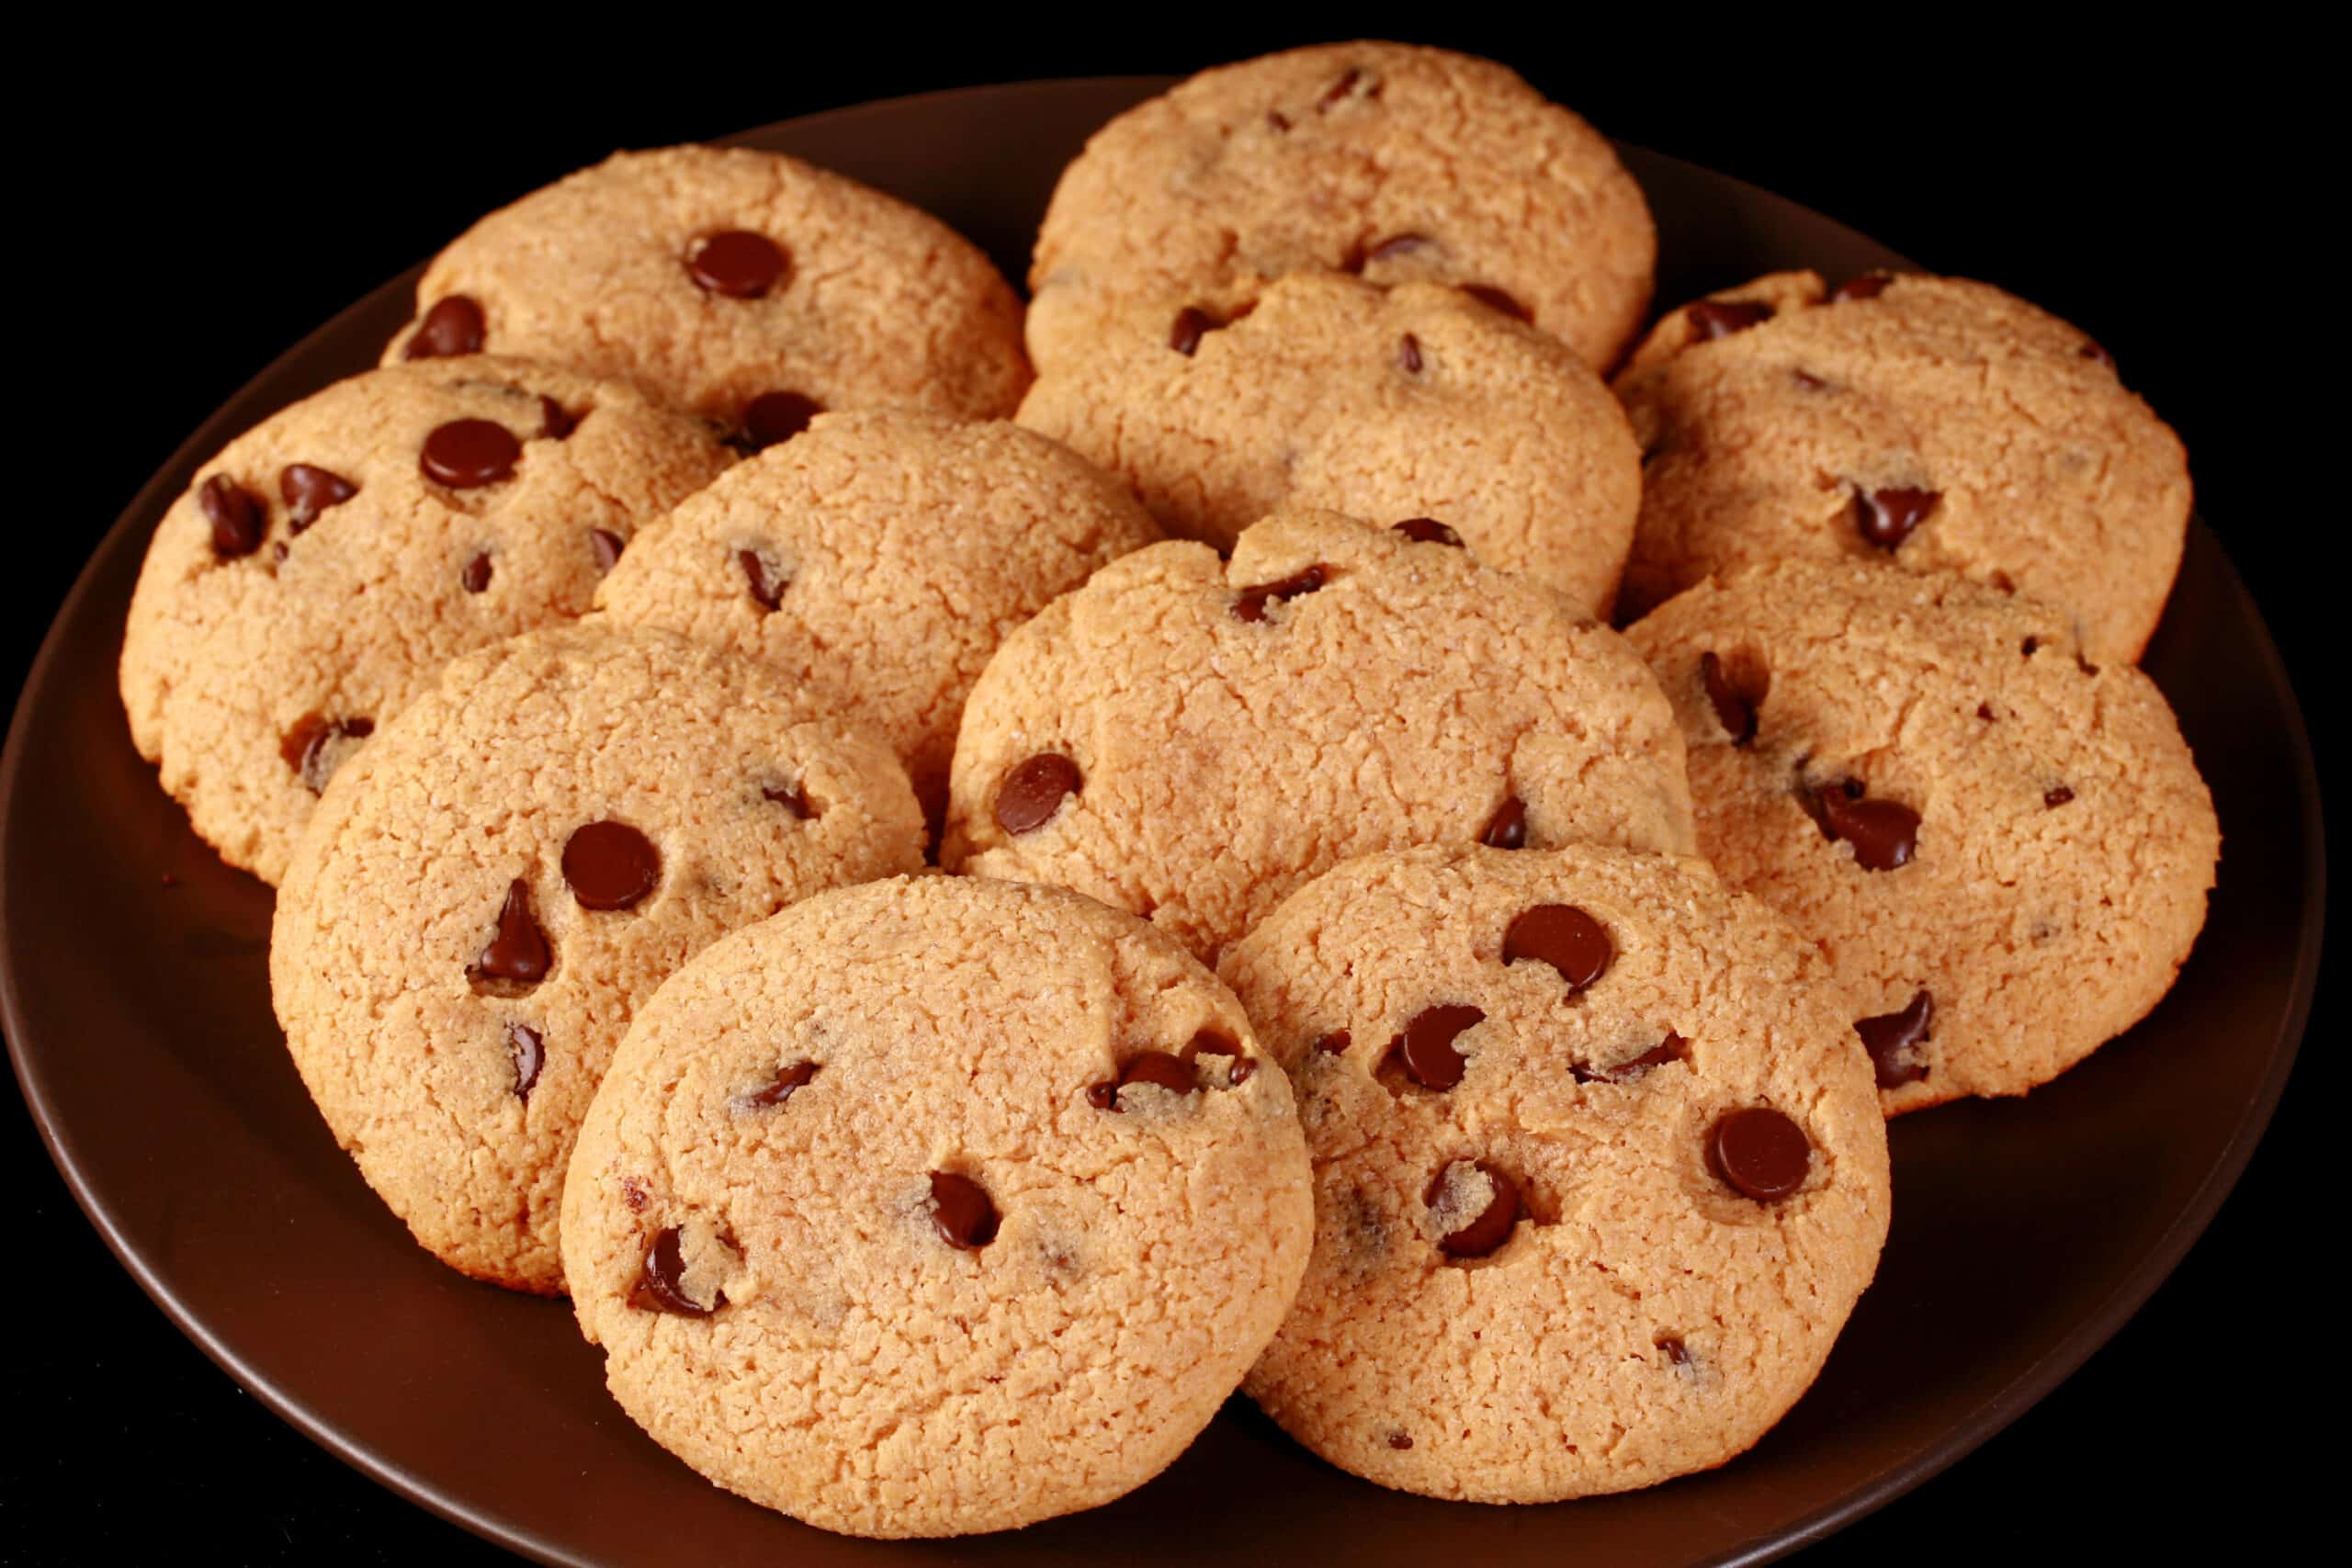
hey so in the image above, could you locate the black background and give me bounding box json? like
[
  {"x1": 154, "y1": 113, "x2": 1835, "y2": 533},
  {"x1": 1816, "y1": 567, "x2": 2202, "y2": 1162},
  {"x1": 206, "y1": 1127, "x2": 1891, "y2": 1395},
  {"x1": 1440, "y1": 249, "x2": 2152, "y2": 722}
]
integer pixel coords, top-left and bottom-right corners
[{"x1": 5, "y1": 25, "x2": 2328, "y2": 1565}]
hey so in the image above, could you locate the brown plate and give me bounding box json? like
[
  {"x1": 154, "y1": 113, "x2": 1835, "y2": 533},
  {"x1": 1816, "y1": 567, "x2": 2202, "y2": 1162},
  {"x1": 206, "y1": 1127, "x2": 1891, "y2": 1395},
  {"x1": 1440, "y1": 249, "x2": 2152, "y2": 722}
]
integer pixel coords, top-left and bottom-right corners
[{"x1": 0, "y1": 77, "x2": 2321, "y2": 1567}]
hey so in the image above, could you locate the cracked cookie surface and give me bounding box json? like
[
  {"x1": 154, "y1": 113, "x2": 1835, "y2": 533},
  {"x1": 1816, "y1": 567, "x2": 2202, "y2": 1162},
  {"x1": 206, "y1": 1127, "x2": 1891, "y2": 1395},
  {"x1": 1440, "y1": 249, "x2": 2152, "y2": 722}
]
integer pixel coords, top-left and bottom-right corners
[
  {"x1": 1218, "y1": 842, "x2": 1890, "y2": 1502},
  {"x1": 1628, "y1": 560, "x2": 2218, "y2": 1112},
  {"x1": 560, "y1": 874, "x2": 1312, "y2": 1538},
  {"x1": 270, "y1": 625, "x2": 923, "y2": 1293}
]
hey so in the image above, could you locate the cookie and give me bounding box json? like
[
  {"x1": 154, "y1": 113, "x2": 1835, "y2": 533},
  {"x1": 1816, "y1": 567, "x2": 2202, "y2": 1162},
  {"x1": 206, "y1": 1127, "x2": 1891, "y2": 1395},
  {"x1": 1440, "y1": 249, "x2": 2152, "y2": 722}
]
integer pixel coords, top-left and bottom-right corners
[
  {"x1": 120, "y1": 357, "x2": 733, "y2": 884},
  {"x1": 594, "y1": 408, "x2": 1159, "y2": 816},
  {"x1": 1613, "y1": 269, "x2": 2191, "y2": 664},
  {"x1": 560, "y1": 874, "x2": 1312, "y2": 1537},
  {"x1": 384, "y1": 144, "x2": 1031, "y2": 442},
  {"x1": 270, "y1": 625, "x2": 924, "y2": 1293},
  {"x1": 943, "y1": 511, "x2": 1697, "y2": 964},
  {"x1": 1626, "y1": 560, "x2": 2218, "y2": 1112},
  {"x1": 1027, "y1": 41, "x2": 1653, "y2": 376},
  {"x1": 1016, "y1": 273, "x2": 1642, "y2": 614},
  {"x1": 1217, "y1": 842, "x2": 1891, "y2": 1502}
]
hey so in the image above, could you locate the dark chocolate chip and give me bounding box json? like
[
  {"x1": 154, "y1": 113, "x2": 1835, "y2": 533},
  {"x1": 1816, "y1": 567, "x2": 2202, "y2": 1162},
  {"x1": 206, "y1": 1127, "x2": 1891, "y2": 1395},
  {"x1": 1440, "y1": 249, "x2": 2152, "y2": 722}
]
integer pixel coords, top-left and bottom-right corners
[
  {"x1": 741, "y1": 1060, "x2": 819, "y2": 1109},
  {"x1": 739, "y1": 548, "x2": 790, "y2": 610},
  {"x1": 462, "y1": 551, "x2": 493, "y2": 593},
  {"x1": 1578, "y1": 1030, "x2": 1691, "y2": 1085},
  {"x1": 763, "y1": 780, "x2": 814, "y2": 818},
  {"x1": 1687, "y1": 299, "x2": 1774, "y2": 340},
  {"x1": 471, "y1": 880, "x2": 550, "y2": 987},
  {"x1": 1170, "y1": 305, "x2": 1223, "y2": 356},
  {"x1": 994, "y1": 753, "x2": 1080, "y2": 835},
  {"x1": 1815, "y1": 784, "x2": 1921, "y2": 871},
  {"x1": 2045, "y1": 785, "x2": 2075, "y2": 808},
  {"x1": 1392, "y1": 517, "x2": 1462, "y2": 547},
  {"x1": 1428, "y1": 1160, "x2": 1519, "y2": 1258},
  {"x1": 1187, "y1": 1029, "x2": 1255, "y2": 1087},
  {"x1": 1232, "y1": 563, "x2": 1329, "y2": 622},
  {"x1": 629, "y1": 1226, "x2": 719, "y2": 1315},
  {"x1": 1390, "y1": 1005, "x2": 1485, "y2": 1091},
  {"x1": 1479, "y1": 795, "x2": 1528, "y2": 850},
  {"x1": 1459, "y1": 283, "x2": 1531, "y2": 321},
  {"x1": 929, "y1": 1172, "x2": 999, "y2": 1249},
  {"x1": 1853, "y1": 486, "x2": 1940, "y2": 551},
  {"x1": 280, "y1": 714, "x2": 374, "y2": 795},
  {"x1": 1315, "y1": 1030, "x2": 1352, "y2": 1055},
  {"x1": 1387, "y1": 1432, "x2": 1414, "y2": 1450},
  {"x1": 1657, "y1": 1336, "x2": 1691, "y2": 1367},
  {"x1": 1829, "y1": 273, "x2": 1894, "y2": 304},
  {"x1": 420, "y1": 419, "x2": 521, "y2": 488},
  {"x1": 508, "y1": 1022, "x2": 544, "y2": 1101},
  {"x1": 686, "y1": 230, "x2": 789, "y2": 299},
  {"x1": 1318, "y1": 67, "x2": 1369, "y2": 109},
  {"x1": 1088, "y1": 1049, "x2": 1198, "y2": 1110},
  {"x1": 561, "y1": 820, "x2": 661, "y2": 911},
  {"x1": 1709, "y1": 1107, "x2": 1812, "y2": 1202},
  {"x1": 741, "y1": 391, "x2": 823, "y2": 452},
  {"x1": 1502, "y1": 905, "x2": 1611, "y2": 992},
  {"x1": 405, "y1": 296, "x2": 486, "y2": 359},
  {"x1": 590, "y1": 529, "x2": 627, "y2": 572},
  {"x1": 200, "y1": 475, "x2": 265, "y2": 558},
  {"x1": 278, "y1": 464, "x2": 357, "y2": 533},
  {"x1": 1396, "y1": 333, "x2": 1424, "y2": 373},
  {"x1": 1855, "y1": 990, "x2": 1933, "y2": 1089},
  {"x1": 1700, "y1": 650, "x2": 1759, "y2": 745},
  {"x1": 538, "y1": 397, "x2": 579, "y2": 440}
]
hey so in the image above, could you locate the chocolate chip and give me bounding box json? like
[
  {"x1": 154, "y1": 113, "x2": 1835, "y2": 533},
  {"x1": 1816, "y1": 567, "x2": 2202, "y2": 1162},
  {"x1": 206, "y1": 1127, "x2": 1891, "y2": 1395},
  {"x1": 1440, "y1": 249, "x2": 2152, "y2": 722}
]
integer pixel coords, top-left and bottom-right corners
[
  {"x1": 741, "y1": 1060, "x2": 819, "y2": 1109},
  {"x1": 2080, "y1": 340, "x2": 2115, "y2": 370},
  {"x1": 1578, "y1": 1031, "x2": 1691, "y2": 1085},
  {"x1": 1232, "y1": 564, "x2": 1329, "y2": 622},
  {"x1": 929, "y1": 1172, "x2": 999, "y2": 1249},
  {"x1": 1187, "y1": 1029, "x2": 1256, "y2": 1087},
  {"x1": 1815, "y1": 784, "x2": 1921, "y2": 871},
  {"x1": 1855, "y1": 991, "x2": 1932, "y2": 1089},
  {"x1": 741, "y1": 391, "x2": 823, "y2": 452},
  {"x1": 278, "y1": 465, "x2": 357, "y2": 533},
  {"x1": 1391, "y1": 517, "x2": 1462, "y2": 547},
  {"x1": 994, "y1": 753, "x2": 1080, "y2": 835},
  {"x1": 507, "y1": 1022, "x2": 544, "y2": 1102},
  {"x1": 686, "y1": 230, "x2": 789, "y2": 299},
  {"x1": 1314, "y1": 1030, "x2": 1352, "y2": 1055},
  {"x1": 1479, "y1": 795, "x2": 1528, "y2": 850},
  {"x1": 1170, "y1": 305, "x2": 1222, "y2": 356},
  {"x1": 471, "y1": 880, "x2": 550, "y2": 987},
  {"x1": 1687, "y1": 299, "x2": 1774, "y2": 341},
  {"x1": 1087, "y1": 1050, "x2": 1198, "y2": 1110},
  {"x1": 1396, "y1": 333, "x2": 1424, "y2": 373},
  {"x1": 1700, "y1": 651, "x2": 1760, "y2": 745},
  {"x1": 462, "y1": 552, "x2": 493, "y2": 593},
  {"x1": 1503, "y1": 905, "x2": 1611, "y2": 992},
  {"x1": 538, "y1": 397, "x2": 579, "y2": 440},
  {"x1": 1459, "y1": 283, "x2": 1531, "y2": 321},
  {"x1": 1428, "y1": 1160, "x2": 1519, "y2": 1258},
  {"x1": 1657, "y1": 1336, "x2": 1691, "y2": 1367},
  {"x1": 405, "y1": 296, "x2": 486, "y2": 359},
  {"x1": 739, "y1": 548, "x2": 790, "y2": 610},
  {"x1": 1318, "y1": 67, "x2": 1370, "y2": 109},
  {"x1": 763, "y1": 780, "x2": 814, "y2": 818},
  {"x1": 1390, "y1": 1004, "x2": 1484, "y2": 1091},
  {"x1": 199, "y1": 475, "x2": 264, "y2": 558},
  {"x1": 628, "y1": 1226, "x2": 720, "y2": 1315},
  {"x1": 561, "y1": 820, "x2": 660, "y2": 911},
  {"x1": 280, "y1": 714, "x2": 374, "y2": 795},
  {"x1": 2045, "y1": 785, "x2": 2075, "y2": 808},
  {"x1": 1267, "y1": 109, "x2": 1292, "y2": 132},
  {"x1": 1386, "y1": 1432, "x2": 1414, "y2": 1450},
  {"x1": 1829, "y1": 273, "x2": 1894, "y2": 304},
  {"x1": 1977, "y1": 702, "x2": 1997, "y2": 721},
  {"x1": 1853, "y1": 486, "x2": 1939, "y2": 551},
  {"x1": 2022, "y1": 636, "x2": 2042, "y2": 658},
  {"x1": 420, "y1": 419, "x2": 521, "y2": 489},
  {"x1": 590, "y1": 529, "x2": 627, "y2": 573},
  {"x1": 1709, "y1": 1107, "x2": 1812, "y2": 1202}
]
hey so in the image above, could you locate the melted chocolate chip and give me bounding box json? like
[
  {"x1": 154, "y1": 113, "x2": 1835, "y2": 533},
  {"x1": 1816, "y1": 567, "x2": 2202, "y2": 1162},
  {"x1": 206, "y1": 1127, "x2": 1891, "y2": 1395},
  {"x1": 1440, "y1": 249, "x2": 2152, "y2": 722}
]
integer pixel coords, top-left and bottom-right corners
[
  {"x1": 1392, "y1": 517, "x2": 1462, "y2": 547},
  {"x1": 1429, "y1": 1160, "x2": 1519, "y2": 1258},
  {"x1": 462, "y1": 551, "x2": 493, "y2": 593},
  {"x1": 1314, "y1": 1030, "x2": 1352, "y2": 1055},
  {"x1": 1709, "y1": 1107, "x2": 1812, "y2": 1202},
  {"x1": 1170, "y1": 305, "x2": 1223, "y2": 356},
  {"x1": 741, "y1": 391, "x2": 822, "y2": 452},
  {"x1": 471, "y1": 880, "x2": 550, "y2": 987},
  {"x1": 929, "y1": 1172, "x2": 999, "y2": 1249},
  {"x1": 1387, "y1": 1432, "x2": 1414, "y2": 1450},
  {"x1": 1390, "y1": 1004, "x2": 1485, "y2": 1091},
  {"x1": 629, "y1": 1226, "x2": 720, "y2": 1316},
  {"x1": 405, "y1": 296, "x2": 485, "y2": 359},
  {"x1": 1829, "y1": 273, "x2": 1894, "y2": 304},
  {"x1": 686, "y1": 230, "x2": 789, "y2": 299},
  {"x1": 1687, "y1": 299, "x2": 1774, "y2": 341},
  {"x1": 1815, "y1": 784, "x2": 1921, "y2": 871},
  {"x1": 763, "y1": 780, "x2": 814, "y2": 818},
  {"x1": 200, "y1": 475, "x2": 264, "y2": 558},
  {"x1": 420, "y1": 419, "x2": 521, "y2": 488},
  {"x1": 1479, "y1": 795, "x2": 1528, "y2": 850},
  {"x1": 739, "y1": 548, "x2": 790, "y2": 610},
  {"x1": 280, "y1": 714, "x2": 375, "y2": 795},
  {"x1": 994, "y1": 753, "x2": 1080, "y2": 835},
  {"x1": 590, "y1": 529, "x2": 627, "y2": 572},
  {"x1": 2045, "y1": 785, "x2": 2076, "y2": 808},
  {"x1": 1232, "y1": 564, "x2": 1329, "y2": 622},
  {"x1": 508, "y1": 1022, "x2": 544, "y2": 1101},
  {"x1": 741, "y1": 1060, "x2": 819, "y2": 1109},
  {"x1": 1502, "y1": 905, "x2": 1611, "y2": 992},
  {"x1": 1087, "y1": 1050, "x2": 1198, "y2": 1110},
  {"x1": 1853, "y1": 486, "x2": 1940, "y2": 551},
  {"x1": 1187, "y1": 1029, "x2": 1255, "y2": 1087},
  {"x1": 1459, "y1": 283, "x2": 1532, "y2": 321},
  {"x1": 1855, "y1": 991, "x2": 1933, "y2": 1089},
  {"x1": 561, "y1": 820, "x2": 661, "y2": 910},
  {"x1": 1578, "y1": 1031, "x2": 1691, "y2": 1085},
  {"x1": 279, "y1": 464, "x2": 357, "y2": 532},
  {"x1": 1700, "y1": 650, "x2": 1760, "y2": 745},
  {"x1": 1396, "y1": 333, "x2": 1424, "y2": 373},
  {"x1": 538, "y1": 396, "x2": 579, "y2": 440}
]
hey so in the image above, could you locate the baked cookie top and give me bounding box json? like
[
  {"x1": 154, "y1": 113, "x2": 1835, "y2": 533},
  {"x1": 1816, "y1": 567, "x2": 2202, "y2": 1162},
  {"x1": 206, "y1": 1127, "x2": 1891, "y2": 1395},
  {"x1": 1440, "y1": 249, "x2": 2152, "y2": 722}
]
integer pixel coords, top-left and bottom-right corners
[
  {"x1": 1028, "y1": 41, "x2": 1653, "y2": 375},
  {"x1": 270, "y1": 625, "x2": 924, "y2": 1294},
  {"x1": 1218, "y1": 842, "x2": 1891, "y2": 1503},
  {"x1": 119, "y1": 356, "x2": 733, "y2": 884},
  {"x1": 383, "y1": 144, "x2": 1031, "y2": 441},
  {"x1": 1613, "y1": 269, "x2": 2191, "y2": 664},
  {"x1": 944, "y1": 511, "x2": 1697, "y2": 964},
  {"x1": 1627, "y1": 560, "x2": 2218, "y2": 1112},
  {"x1": 560, "y1": 874, "x2": 1312, "y2": 1538},
  {"x1": 594, "y1": 408, "x2": 1159, "y2": 815},
  {"x1": 1016, "y1": 273, "x2": 1642, "y2": 615}
]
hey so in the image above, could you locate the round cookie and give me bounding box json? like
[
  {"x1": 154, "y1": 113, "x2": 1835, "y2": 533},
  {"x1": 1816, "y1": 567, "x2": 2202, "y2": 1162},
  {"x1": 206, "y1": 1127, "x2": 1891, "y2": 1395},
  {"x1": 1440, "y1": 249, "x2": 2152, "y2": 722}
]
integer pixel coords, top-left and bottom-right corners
[
  {"x1": 120, "y1": 356, "x2": 733, "y2": 884},
  {"x1": 1612, "y1": 269, "x2": 2191, "y2": 664},
  {"x1": 1027, "y1": 41, "x2": 1653, "y2": 376},
  {"x1": 1016, "y1": 273, "x2": 1642, "y2": 614},
  {"x1": 560, "y1": 874, "x2": 1312, "y2": 1538},
  {"x1": 594, "y1": 409, "x2": 1160, "y2": 816},
  {"x1": 943, "y1": 511, "x2": 1697, "y2": 964},
  {"x1": 1217, "y1": 842, "x2": 1892, "y2": 1503},
  {"x1": 384, "y1": 144, "x2": 1031, "y2": 441},
  {"x1": 1626, "y1": 560, "x2": 2218, "y2": 1113},
  {"x1": 270, "y1": 626, "x2": 924, "y2": 1293}
]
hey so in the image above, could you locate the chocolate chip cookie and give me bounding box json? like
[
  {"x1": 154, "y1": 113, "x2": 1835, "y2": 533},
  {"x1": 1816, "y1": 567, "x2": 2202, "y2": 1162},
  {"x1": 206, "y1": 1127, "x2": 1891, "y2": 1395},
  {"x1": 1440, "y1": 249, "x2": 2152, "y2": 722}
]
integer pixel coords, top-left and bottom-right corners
[
  {"x1": 384, "y1": 144, "x2": 1031, "y2": 440},
  {"x1": 1218, "y1": 842, "x2": 1890, "y2": 1502},
  {"x1": 120, "y1": 357, "x2": 733, "y2": 884},
  {"x1": 594, "y1": 408, "x2": 1159, "y2": 815},
  {"x1": 1016, "y1": 273, "x2": 1642, "y2": 614},
  {"x1": 560, "y1": 874, "x2": 1312, "y2": 1537},
  {"x1": 271, "y1": 625, "x2": 924, "y2": 1293},
  {"x1": 1028, "y1": 41, "x2": 1653, "y2": 375},
  {"x1": 1627, "y1": 560, "x2": 2219, "y2": 1113},
  {"x1": 943, "y1": 511, "x2": 1697, "y2": 963},
  {"x1": 1614, "y1": 269, "x2": 2192, "y2": 664}
]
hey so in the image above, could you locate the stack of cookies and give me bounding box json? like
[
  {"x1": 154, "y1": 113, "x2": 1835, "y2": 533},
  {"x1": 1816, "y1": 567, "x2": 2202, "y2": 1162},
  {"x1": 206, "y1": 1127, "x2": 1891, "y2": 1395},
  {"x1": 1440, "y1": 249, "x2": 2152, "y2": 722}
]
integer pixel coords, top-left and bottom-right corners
[{"x1": 119, "y1": 41, "x2": 2219, "y2": 1540}]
